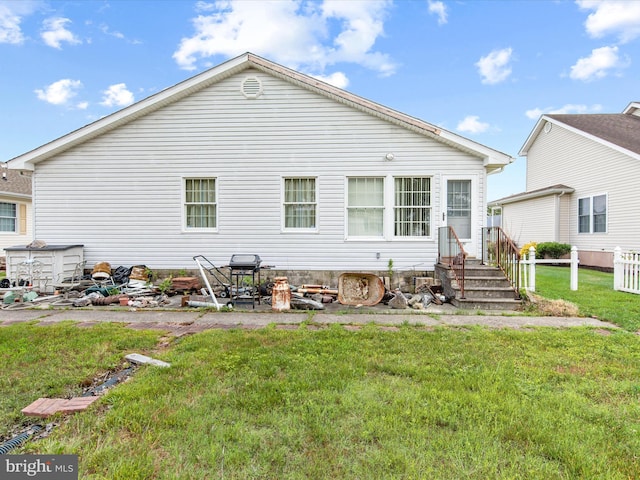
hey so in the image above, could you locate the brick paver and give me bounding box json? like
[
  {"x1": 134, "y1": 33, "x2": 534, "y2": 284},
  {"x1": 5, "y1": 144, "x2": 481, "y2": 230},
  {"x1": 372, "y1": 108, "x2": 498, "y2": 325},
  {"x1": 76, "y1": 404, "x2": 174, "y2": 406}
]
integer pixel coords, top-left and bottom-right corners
[{"x1": 21, "y1": 396, "x2": 100, "y2": 418}]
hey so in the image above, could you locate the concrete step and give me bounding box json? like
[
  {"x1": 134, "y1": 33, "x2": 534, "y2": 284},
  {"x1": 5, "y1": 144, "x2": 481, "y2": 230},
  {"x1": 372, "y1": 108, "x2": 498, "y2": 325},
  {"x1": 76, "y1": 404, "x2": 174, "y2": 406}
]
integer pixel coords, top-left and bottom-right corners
[
  {"x1": 451, "y1": 297, "x2": 523, "y2": 311},
  {"x1": 435, "y1": 261, "x2": 523, "y2": 311},
  {"x1": 459, "y1": 286, "x2": 520, "y2": 299},
  {"x1": 462, "y1": 276, "x2": 514, "y2": 288}
]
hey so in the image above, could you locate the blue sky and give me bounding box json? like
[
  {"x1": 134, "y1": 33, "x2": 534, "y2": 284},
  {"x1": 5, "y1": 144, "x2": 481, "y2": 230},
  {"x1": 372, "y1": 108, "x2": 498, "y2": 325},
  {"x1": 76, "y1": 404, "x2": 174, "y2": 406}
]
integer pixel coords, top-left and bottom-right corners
[{"x1": 1, "y1": 0, "x2": 640, "y2": 201}]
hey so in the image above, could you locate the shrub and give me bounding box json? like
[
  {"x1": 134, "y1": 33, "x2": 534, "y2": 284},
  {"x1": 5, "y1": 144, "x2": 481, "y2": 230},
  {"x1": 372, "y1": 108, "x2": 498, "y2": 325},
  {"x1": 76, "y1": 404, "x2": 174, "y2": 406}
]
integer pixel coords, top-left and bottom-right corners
[
  {"x1": 519, "y1": 241, "x2": 537, "y2": 257},
  {"x1": 536, "y1": 242, "x2": 571, "y2": 259}
]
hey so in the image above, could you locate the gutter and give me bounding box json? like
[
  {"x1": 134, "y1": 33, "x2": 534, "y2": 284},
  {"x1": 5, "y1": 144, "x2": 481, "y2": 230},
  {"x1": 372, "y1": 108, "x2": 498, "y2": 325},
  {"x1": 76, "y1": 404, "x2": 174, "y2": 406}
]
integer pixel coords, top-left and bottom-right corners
[{"x1": 490, "y1": 186, "x2": 574, "y2": 207}]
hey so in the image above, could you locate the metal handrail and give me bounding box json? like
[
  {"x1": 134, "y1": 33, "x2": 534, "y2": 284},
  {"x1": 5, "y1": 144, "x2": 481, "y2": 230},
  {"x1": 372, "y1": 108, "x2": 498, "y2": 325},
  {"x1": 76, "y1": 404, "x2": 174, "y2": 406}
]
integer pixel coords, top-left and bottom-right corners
[
  {"x1": 482, "y1": 227, "x2": 521, "y2": 297},
  {"x1": 438, "y1": 226, "x2": 467, "y2": 298}
]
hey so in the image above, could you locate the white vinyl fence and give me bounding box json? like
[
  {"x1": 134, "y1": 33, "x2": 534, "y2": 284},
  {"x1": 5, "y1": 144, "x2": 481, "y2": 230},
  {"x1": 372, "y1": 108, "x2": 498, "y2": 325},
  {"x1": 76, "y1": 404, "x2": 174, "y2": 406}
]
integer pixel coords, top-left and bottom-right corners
[
  {"x1": 614, "y1": 247, "x2": 640, "y2": 295},
  {"x1": 520, "y1": 246, "x2": 579, "y2": 292}
]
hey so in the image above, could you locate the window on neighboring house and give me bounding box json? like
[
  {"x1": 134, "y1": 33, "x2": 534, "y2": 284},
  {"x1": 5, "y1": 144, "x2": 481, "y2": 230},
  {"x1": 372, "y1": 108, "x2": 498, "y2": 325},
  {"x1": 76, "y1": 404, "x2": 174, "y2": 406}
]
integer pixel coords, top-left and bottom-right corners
[
  {"x1": 394, "y1": 177, "x2": 431, "y2": 236},
  {"x1": 0, "y1": 202, "x2": 16, "y2": 232},
  {"x1": 284, "y1": 177, "x2": 316, "y2": 229},
  {"x1": 184, "y1": 178, "x2": 217, "y2": 229},
  {"x1": 578, "y1": 194, "x2": 607, "y2": 233},
  {"x1": 347, "y1": 177, "x2": 384, "y2": 237}
]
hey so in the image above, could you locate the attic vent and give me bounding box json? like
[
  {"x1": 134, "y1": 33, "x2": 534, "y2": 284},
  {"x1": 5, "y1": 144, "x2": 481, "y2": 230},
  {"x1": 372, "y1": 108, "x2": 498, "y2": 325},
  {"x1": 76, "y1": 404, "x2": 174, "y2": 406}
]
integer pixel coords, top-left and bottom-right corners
[{"x1": 241, "y1": 76, "x2": 263, "y2": 99}]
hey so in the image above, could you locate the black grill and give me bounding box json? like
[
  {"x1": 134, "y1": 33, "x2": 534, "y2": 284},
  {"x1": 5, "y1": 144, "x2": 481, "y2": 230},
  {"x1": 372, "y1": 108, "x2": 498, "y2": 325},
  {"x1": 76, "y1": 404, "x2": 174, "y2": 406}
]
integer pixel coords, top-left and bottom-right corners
[{"x1": 228, "y1": 254, "x2": 262, "y2": 272}]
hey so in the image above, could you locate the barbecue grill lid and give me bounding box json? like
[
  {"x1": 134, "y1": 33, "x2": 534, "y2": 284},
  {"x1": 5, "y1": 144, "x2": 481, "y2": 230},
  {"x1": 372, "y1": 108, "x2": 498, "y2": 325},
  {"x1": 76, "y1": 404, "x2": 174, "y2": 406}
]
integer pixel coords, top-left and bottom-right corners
[{"x1": 229, "y1": 254, "x2": 262, "y2": 267}]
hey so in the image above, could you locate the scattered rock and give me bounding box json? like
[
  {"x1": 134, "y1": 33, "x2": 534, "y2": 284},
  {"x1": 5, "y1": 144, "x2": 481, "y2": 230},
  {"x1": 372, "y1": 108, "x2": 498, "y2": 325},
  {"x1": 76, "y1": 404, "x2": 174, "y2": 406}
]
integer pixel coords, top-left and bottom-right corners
[{"x1": 388, "y1": 290, "x2": 408, "y2": 309}]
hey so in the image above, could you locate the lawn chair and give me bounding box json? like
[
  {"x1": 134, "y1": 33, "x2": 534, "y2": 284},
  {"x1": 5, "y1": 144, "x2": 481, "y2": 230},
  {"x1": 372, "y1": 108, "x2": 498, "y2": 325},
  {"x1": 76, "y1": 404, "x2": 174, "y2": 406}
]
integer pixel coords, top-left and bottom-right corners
[
  {"x1": 52, "y1": 260, "x2": 90, "y2": 296},
  {"x1": 13, "y1": 259, "x2": 48, "y2": 293}
]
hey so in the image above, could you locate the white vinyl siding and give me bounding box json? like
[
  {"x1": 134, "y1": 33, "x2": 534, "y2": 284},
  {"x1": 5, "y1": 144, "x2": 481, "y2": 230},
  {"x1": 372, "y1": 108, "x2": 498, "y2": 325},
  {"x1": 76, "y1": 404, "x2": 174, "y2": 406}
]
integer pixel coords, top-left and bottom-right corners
[
  {"x1": 184, "y1": 178, "x2": 217, "y2": 230},
  {"x1": 283, "y1": 177, "x2": 316, "y2": 230},
  {"x1": 501, "y1": 195, "x2": 558, "y2": 247},
  {"x1": 523, "y1": 120, "x2": 640, "y2": 256},
  {"x1": 28, "y1": 68, "x2": 489, "y2": 270}
]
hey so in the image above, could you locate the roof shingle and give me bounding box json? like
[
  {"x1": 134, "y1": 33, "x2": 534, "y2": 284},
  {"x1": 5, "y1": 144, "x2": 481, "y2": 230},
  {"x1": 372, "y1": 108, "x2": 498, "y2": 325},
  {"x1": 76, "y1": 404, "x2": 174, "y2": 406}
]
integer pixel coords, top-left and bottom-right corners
[{"x1": 547, "y1": 113, "x2": 640, "y2": 156}]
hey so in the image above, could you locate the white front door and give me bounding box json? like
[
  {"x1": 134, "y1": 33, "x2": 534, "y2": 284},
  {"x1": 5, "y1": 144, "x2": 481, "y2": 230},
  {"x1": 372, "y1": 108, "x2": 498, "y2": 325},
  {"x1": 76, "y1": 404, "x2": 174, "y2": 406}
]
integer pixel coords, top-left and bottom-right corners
[{"x1": 443, "y1": 178, "x2": 474, "y2": 253}]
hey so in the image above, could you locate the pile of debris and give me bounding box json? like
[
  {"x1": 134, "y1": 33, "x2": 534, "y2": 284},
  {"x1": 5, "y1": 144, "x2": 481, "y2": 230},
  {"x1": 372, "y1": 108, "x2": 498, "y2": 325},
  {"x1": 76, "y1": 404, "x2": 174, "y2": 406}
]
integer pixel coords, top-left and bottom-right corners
[
  {"x1": 1, "y1": 260, "x2": 447, "y2": 312},
  {"x1": 1, "y1": 262, "x2": 190, "y2": 310},
  {"x1": 257, "y1": 273, "x2": 446, "y2": 311}
]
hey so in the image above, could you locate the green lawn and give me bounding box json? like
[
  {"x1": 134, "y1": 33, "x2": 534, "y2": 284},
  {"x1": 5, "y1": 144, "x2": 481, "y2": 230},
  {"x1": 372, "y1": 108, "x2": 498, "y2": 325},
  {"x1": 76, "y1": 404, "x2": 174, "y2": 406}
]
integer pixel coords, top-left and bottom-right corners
[
  {"x1": 0, "y1": 322, "x2": 636, "y2": 479},
  {"x1": 2, "y1": 268, "x2": 640, "y2": 478},
  {"x1": 0, "y1": 321, "x2": 162, "y2": 437},
  {"x1": 534, "y1": 266, "x2": 640, "y2": 331}
]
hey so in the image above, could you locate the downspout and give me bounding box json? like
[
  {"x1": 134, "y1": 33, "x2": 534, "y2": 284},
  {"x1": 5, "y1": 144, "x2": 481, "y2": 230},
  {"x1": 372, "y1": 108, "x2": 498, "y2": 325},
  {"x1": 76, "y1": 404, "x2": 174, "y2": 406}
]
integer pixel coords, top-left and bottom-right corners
[{"x1": 555, "y1": 190, "x2": 566, "y2": 242}]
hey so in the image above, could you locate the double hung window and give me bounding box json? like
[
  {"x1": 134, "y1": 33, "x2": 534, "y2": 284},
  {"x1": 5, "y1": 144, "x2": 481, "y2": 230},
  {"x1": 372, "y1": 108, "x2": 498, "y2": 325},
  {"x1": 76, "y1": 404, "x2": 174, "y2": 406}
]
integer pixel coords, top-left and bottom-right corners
[
  {"x1": 578, "y1": 194, "x2": 606, "y2": 233},
  {"x1": 185, "y1": 178, "x2": 217, "y2": 229},
  {"x1": 347, "y1": 178, "x2": 384, "y2": 237},
  {"x1": 283, "y1": 177, "x2": 316, "y2": 229},
  {"x1": 0, "y1": 202, "x2": 17, "y2": 232},
  {"x1": 394, "y1": 177, "x2": 431, "y2": 237}
]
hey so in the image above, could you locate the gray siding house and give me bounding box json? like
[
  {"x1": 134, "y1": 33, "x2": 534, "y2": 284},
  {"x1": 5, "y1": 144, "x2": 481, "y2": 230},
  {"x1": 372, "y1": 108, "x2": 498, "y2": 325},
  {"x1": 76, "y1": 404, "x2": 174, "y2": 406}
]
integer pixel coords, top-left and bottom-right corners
[
  {"x1": 7, "y1": 53, "x2": 511, "y2": 278},
  {"x1": 490, "y1": 102, "x2": 640, "y2": 269}
]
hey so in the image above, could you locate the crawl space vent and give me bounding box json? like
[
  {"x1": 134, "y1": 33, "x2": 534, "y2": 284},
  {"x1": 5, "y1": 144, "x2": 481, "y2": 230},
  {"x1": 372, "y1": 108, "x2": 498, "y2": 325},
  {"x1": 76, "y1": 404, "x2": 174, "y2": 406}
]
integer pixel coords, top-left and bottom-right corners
[{"x1": 241, "y1": 76, "x2": 263, "y2": 99}]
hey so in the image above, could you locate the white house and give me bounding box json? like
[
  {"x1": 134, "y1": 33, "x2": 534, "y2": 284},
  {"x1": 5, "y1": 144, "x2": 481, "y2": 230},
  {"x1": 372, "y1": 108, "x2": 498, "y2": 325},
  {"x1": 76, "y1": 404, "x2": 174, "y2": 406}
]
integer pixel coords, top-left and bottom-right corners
[
  {"x1": 7, "y1": 53, "x2": 512, "y2": 278},
  {"x1": 0, "y1": 168, "x2": 32, "y2": 260},
  {"x1": 490, "y1": 102, "x2": 640, "y2": 269}
]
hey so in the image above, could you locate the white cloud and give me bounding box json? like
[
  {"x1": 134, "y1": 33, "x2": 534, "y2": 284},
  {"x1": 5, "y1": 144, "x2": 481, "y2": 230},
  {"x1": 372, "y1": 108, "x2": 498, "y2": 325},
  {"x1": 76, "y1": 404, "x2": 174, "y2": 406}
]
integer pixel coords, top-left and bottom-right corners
[
  {"x1": 311, "y1": 71, "x2": 349, "y2": 89},
  {"x1": 173, "y1": 0, "x2": 396, "y2": 81},
  {"x1": 35, "y1": 79, "x2": 83, "y2": 105},
  {"x1": 577, "y1": 0, "x2": 640, "y2": 43},
  {"x1": 457, "y1": 115, "x2": 490, "y2": 134},
  {"x1": 41, "y1": 17, "x2": 81, "y2": 49},
  {"x1": 569, "y1": 45, "x2": 629, "y2": 80},
  {"x1": 428, "y1": 0, "x2": 447, "y2": 25},
  {"x1": 100, "y1": 83, "x2": 135, "y2": 107},
  {"x1": 0, "y1": 0, "x2": 39, "y2": 44},
  {"x1": 525, "y1": 103, "x2": 603, "y2": 119},
  {"x1": 476, "y1": 47, "x2": 513, "y2": 84},
  {"x1": 195, "y1": 1, "x2": 217, "y2": 12},
  {"x1": 0, "y1": 4, "x2": 23, "y2": 44}
]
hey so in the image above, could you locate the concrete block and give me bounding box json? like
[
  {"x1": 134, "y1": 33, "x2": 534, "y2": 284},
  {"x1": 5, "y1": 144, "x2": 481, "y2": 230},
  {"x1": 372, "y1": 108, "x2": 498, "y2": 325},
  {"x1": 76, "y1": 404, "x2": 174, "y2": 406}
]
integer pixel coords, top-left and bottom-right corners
[{"x1": 125, "y1": 353, "x2": 170, "y2": 368}]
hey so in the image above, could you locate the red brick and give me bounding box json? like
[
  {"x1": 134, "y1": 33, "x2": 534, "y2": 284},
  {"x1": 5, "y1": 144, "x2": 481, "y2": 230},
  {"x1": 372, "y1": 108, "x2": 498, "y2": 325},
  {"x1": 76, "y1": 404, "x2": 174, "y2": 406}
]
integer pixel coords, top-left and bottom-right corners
[{"x1": 22, "y1": 397, "x2": 99, "y2": 418}]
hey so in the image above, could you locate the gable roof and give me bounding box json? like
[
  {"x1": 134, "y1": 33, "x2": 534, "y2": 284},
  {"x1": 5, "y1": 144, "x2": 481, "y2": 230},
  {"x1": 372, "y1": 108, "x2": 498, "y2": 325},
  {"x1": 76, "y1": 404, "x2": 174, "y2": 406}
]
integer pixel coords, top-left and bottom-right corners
[
  {"x1": 8, "y1": 52, "x2": 512, "y2": 172},
  {"x1": 520, "y1": 103, "x2": 640, "y2": 158}
]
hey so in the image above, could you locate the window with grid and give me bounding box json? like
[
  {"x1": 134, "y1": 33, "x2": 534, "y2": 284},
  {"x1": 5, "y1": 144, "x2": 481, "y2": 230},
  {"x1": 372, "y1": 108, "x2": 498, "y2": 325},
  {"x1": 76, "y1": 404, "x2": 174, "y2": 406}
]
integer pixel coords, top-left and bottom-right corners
[
  {"x1": 284, "y1": 177, "x2": 316, "y2": 229},
  {"x1": 0, "y1": 202, "x2": 16, "y2": 232},
  {"x1": 347, "y1": 177, "x2": 384, "y2": 237},
  {"x1": 184, "y1": 178, "x2": 217, "y2": 229},
  {"x1": 394, "y1": 177, "x2": 431, "y2": 237},
  {"x1": 578, "y1": 194, "x2": 607, "y2": 234}
]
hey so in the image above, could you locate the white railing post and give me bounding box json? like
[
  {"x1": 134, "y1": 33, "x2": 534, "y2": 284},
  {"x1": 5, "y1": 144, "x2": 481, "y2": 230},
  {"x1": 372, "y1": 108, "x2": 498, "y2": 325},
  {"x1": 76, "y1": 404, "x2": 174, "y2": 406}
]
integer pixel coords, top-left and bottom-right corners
[
  {"x1": 528, "y1": 246, "x2": 536, "y2": 292},
  {"x1": 614, "y1": 246, "x2": 622, "y2": 291},
  {"x1": 570, "y1": 246, "x2": 578, "y2": 291}
]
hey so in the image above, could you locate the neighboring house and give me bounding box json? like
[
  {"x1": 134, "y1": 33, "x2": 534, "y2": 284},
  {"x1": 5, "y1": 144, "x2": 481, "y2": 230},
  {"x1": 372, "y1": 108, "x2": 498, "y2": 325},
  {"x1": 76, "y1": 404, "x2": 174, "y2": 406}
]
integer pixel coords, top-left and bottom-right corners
[
  {"x1": 490, "y1": 101, "x2": 640, "y2": 269},
  {"x1": 0, "y1": 167, "x2": 32, "y2": 259},
  {"x1": 7, "y1": 53, "x2": 512, "y2": 279}
]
